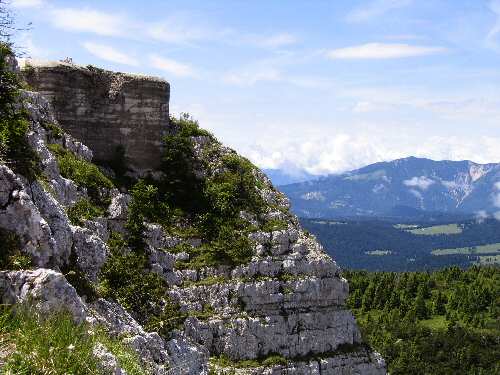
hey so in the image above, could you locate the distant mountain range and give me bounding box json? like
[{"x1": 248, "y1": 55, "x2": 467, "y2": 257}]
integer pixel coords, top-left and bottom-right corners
[
  {"x1": 263, "y1": 168, "x2": 317, "y2": 186},
  {"x1": 278, "y1": 157, "x2": 500, "y2": 219}
]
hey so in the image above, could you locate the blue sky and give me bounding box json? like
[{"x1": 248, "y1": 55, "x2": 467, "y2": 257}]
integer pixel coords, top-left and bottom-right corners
[{"x1": 9, "y1": 0, "x2": 500, "y2": 175}]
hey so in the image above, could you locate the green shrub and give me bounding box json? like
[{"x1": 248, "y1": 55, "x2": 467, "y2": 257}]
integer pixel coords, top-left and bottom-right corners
[
  {"x1": 98, "y1": 249, "x2": 165, "y2": 321},
  {"x1": 42, "y1": 122, "x2": 64, "y2": 139},
  {"x1": 261, "y1": 219, "x2": 288, "y2": 232},
  {"x1": 67, "y1": 198, "x2": 105, "y2": 226},
  {"x1": 176, "y1": 227, "x2": 253, "y2": 270},
  {"x1": 121, "y1": 113, "x2": 264, "y2": 269},
  {"x1": 0, "y1": 43, "x2": 41, "y2": 180},
  {"x1": 47, "y1": 143, "x2": 113, "y2": 207},
  {"x1": 210, "y1": 353, "x2": 288, "y2": 369},
  {"x1": 161, "y1": 125, "x2": 207, "y2": 215},
  {"x1": 261, "y1": 354, "x2": 288, "y2": 367},
  {"x1": 0, "y1": 228, "x2": 32, "y2": 270},
  {"x1": 206, "y1": 153, "x2": 264, "y2": 219},
  {"x1": 0, "y1": 305, "x2": 148, "y2": 374},
  {"x1": 99, "y1": 233, "x2": 185, "y2": 337},
  {"x1": 170, "y1": 112, "x2": 213, "y2": 138},
  {"x1": 183, "y1": 275, "x2": 227, "y2": 287},
  {"x1": 125, "y1": 180, "x2": 171, "y2": 251}
]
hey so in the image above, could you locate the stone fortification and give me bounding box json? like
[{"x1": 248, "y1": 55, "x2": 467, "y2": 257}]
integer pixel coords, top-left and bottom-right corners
[{"x1": 23, "y1": 60, "x2": 169, "y2": 173}]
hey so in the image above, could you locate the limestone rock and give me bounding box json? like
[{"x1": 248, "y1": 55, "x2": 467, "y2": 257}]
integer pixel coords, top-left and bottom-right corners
[
  {"x1": 0, "y1": 164, "x2": 58, "y2": 267},
  {"x1": 0, "y1": 269, "x2": 87, "y2": 323},
  {"x1": 72, "y1": 226, "x2": 108, "y2": 282},
  {"x1": 93, "y1": 343, "x2": 127, "y2": 375}
]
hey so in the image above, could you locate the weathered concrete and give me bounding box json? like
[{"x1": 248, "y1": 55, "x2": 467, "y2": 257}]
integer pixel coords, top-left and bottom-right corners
[{"x1": 23, "y1": 60, "x2": 169, "y2": 173}]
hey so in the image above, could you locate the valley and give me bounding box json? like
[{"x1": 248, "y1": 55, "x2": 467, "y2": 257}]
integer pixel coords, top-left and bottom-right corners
[{"x1": 301, "y1": 217, "x2": 500, "y2": 271}]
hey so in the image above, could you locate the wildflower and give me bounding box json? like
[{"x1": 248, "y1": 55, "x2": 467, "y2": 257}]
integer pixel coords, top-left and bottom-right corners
[{"x1": 67, "y1": 344, "x2": 75, "y2": 350}]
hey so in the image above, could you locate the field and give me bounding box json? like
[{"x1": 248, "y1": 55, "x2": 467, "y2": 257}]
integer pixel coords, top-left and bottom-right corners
[
  {"x1": 431, "y1": 242, "x2": 500, "y2": 256},
  {"x1": 364, "y1": 250, "x2": 392, "y2": 256},
  {"x1": 407, "y1": 223, "x2": 463, "y2": 235}
]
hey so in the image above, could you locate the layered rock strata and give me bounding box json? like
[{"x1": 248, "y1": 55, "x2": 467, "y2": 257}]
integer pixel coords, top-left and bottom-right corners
[{"x1": 0, "y1": 64, "x2": 386, "y2": 374}]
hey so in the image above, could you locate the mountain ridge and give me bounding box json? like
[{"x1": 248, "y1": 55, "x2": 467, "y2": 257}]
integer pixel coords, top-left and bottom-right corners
[{"x1": 279, "y1": 156, "x2": 500, "y2": 219}]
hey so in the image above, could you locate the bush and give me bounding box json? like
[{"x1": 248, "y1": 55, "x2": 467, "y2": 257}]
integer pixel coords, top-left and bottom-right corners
[
  {"x1": 0, "y1": 43, "x2": 41, "y2": 180},
  {"x1": 48, "y1": 143, "x2": 113, "y2": 207},
  {"x1": 125, "y1": 180, "x2": 171, "y2": 251},
  {"x1": 99, "y1": 233, "x2": 185, "y2": 336},
  {"x1": 161, "y1": 120, "x2": 208, "y2": 215},
  {"x1": 205, "y1": 153, "x2": 264, "y2": 219},
  {"x1": 67, "y1": 198, "x2": 105, "y2": 226},
  {"x1": 169, "y1": 112, "x2": 213, "y2": 138},
  {"x1": 42, "y1": 122, "x2": 64, "y2": 139}
]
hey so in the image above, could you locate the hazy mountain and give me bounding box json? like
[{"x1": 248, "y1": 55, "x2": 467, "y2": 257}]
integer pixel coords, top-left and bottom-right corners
[
  {"x1": 279, "y1": 157, "x2": 500, "y2": 219},
  {"x1": 263, "y1": 168, "x2": 318, "y2": 186}
]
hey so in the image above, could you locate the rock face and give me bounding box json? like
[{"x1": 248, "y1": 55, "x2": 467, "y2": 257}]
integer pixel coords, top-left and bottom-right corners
[
  {"x1": 23, "y1": 60, "x2": 169, "y2": 173},
  {"x1": 0, "y1": 63, "x2": 386, "y2": 374}
]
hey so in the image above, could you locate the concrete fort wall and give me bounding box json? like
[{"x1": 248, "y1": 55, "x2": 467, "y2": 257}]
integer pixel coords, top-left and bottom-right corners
[{"x1": 24, "y1": 61, "x2": 170, "y2": 173}]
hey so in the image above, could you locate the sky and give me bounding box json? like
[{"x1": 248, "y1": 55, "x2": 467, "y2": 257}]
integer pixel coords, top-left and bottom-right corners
[{"x1": 8, "y1": 0, "x2": 500, "y2": 176}]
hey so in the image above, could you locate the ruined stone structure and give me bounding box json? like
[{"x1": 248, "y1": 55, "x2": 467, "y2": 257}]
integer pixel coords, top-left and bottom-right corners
[{"x1": 23, "y1": 60, "x2": 169, "y2": 173}]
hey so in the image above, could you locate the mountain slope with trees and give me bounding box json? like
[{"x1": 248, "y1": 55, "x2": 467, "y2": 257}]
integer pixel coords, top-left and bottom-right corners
[{"x1": 345, "y1": 266, "x2": 500, "y2": 374}]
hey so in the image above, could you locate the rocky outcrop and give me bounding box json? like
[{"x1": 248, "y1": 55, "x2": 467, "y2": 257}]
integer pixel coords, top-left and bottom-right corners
[
  {"x1": 0, "y1": 269, "x2": 87, "y2": 323},
  {"x1": 0, "y1": 64, "x2": 386, "y2": 374}
]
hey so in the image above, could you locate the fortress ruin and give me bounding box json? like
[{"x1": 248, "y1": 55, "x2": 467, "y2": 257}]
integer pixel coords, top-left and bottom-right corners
[{"x1": 23, "y1": 60, "x2": 170, "y2": 173}]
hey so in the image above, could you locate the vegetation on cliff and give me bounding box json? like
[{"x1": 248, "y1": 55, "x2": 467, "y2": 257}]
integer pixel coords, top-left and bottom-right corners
[
  {"x1": 0, "y1": 305, "x2": 147, "y2": 374},
  {"x1": 122, "y1": 113, "x2": 269, "y2": 269},
  {"x1": 0, "y1": 42, "x2": 40, "y2": 180},
  {"x1": 346, "y1": 266, "x2": 500, "y2": 374}
]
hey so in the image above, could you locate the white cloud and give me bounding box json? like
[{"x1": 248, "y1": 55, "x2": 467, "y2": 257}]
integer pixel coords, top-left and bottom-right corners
[
  {"x1": 82, "y1": 42, "x2": 138, "y2": 66},
  {"x1": 441, "y1": 180, "x2": 458, "y2": 190},
  {"x1": 301, "y1": 191, "x2": 326, "y2": 201},
  {"x1": 50, "y1": 8, "x2": 127, "y2": 37},
  {"x1": 145, "y1": 17, "x2": 230, "y2": 45},
  {"x1": 475, "y1": 210, "x2": 489, "y2": 223},
  {"x1": 404, "y1": 176, "x2": 435, "y2": 190},
  {"x1": 352, "y1": 101, "x2": 384, "y2": 113},
  {"x1": 493, "y1": 182, "x2": 500, "y2": 208},
  {"x1": 487, "y1": 1, "x2": 500, "y2": 51},
  {"x1": 327, "y1": 43, "x2": 447, "y2": 60},
  {"x1": 252, "y1": 33, "x2": 298, "y2": 48},
  {"x1": 238, "y1": 130, "x2": 500, "y2": 177},
  {"x1": 149, "y1": 54, "x2": 196, "y2": 78},
  {"x1": 495, "y1": 211, "x2": 500, "y2": 220},
  {"x1": 346, "y1": 0, "x2": 412, "y2": 23},
  {"x1": 409, "y1": 189, "x2": 423, "y2": 200},
  {"x1": 424, "y1": 99, "x2": 500, "y2": 121},
  {"x1": 46, "y1": 5, "x2": 291, "y2": 50},
  {"x1": 223, "y1": 66, "x2": 282, "y2": 86},
  {"x1": 10, "y1": 0, "x2": 44, "y2": 8}
]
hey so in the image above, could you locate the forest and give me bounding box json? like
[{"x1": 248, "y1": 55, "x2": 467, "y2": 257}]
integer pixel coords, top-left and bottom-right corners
[
  {"x1": 344, "y1": 266, "x2": 500, "y2": 374},
  {"x1": 302, "y1": 218, "x2": 500, "y2": 271}
]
